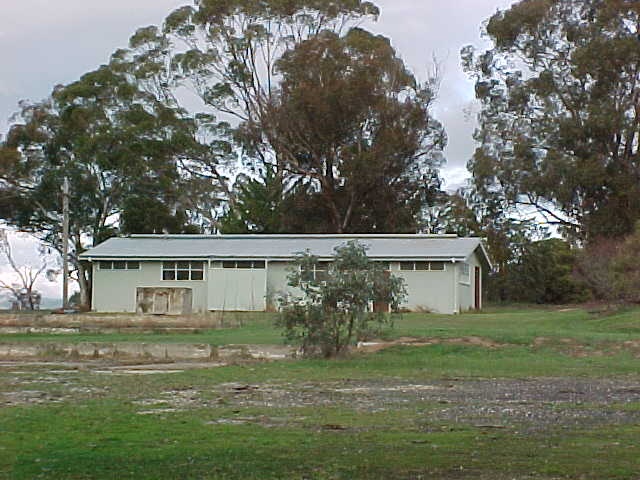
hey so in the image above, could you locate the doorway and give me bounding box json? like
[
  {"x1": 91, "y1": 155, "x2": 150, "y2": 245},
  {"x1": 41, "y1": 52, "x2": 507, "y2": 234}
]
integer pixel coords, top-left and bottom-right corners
[{"x1": 474, "y1": 267, "x2": 481, "y2": 310}]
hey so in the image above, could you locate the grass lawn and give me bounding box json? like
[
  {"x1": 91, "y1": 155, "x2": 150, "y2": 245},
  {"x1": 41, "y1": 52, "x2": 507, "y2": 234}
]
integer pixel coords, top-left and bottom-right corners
[
  {"x1": 0, "y1": 306, "x2": 639, "y2": 479},
  {"x1": 2, "y1": 305, "x2": 640, "y2": 347}
]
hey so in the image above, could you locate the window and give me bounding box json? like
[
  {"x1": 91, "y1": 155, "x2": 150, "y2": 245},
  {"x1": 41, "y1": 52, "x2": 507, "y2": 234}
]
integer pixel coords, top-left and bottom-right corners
[
  {"x1": 99, "y1": 261, "x2": 140, "y2": 270},
  {"x1": 400, "y1": 262, "x2": 415, "y2": 271},
  {"x1": 459, "y1": 262, "x2": 470, "y2": 283},
  {"x1": 377, "y1": 262, "x2": 391, "y2": 271},
  {"x1": 301, "y1": 262, "x2": 331, "y2": 283},
  {"x1": 219, "y1": 261, "x2": 265, "y2": 269},
  {"x1": 314, "y1": 263, "x2": 329, "y2": 282},
  {"x1": 399, "y1": 261, "x2": 447, "y2": 272},
  {"x1": 162, "y1": 261, "x2": 205, "y2": 281}
]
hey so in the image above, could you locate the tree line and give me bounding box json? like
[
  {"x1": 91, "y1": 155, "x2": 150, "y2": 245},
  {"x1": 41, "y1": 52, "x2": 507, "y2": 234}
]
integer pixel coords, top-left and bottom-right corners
[{"x1": 1, "y1": 0, "x2": 640, "y2": 307}]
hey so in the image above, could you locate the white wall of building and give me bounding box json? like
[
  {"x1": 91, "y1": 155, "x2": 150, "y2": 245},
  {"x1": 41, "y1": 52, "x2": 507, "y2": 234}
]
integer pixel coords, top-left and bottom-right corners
[
  {"x1": 208, "y1": 267, "x2": 267, "y2": 311},
  {"x1": 456, "y1": 251, "x2": 483, "y2": 312},
  {"x1": 393, "y1": 262, "x2": 458, "y2": 314},
  {"x1": 92, "y1": 253, "x2": 485, "y2": 314},
  {"x1": 92, "y1": 261, "x2": 208, "y2": 313}
]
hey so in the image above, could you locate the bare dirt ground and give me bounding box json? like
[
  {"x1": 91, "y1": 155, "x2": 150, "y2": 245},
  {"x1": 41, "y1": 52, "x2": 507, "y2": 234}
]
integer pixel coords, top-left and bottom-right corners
[
  {"x1": 2, "y1": 361, "x2": 639, "y2": 435},
  {"x1": 197, "y1": 378, "x2": 640, "y2": 433}
]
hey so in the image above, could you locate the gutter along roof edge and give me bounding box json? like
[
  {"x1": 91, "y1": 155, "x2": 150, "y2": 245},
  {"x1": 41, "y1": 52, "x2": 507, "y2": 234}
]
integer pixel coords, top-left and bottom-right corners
[{"x1": 80, "y1": 254, "x2": 471, "y2": 261}]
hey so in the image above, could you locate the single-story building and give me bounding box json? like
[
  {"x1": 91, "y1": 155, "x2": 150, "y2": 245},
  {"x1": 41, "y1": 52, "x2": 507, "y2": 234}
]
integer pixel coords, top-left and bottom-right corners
[{"x1": 79, "y1": 234, "x2": 491, "y2": 315}]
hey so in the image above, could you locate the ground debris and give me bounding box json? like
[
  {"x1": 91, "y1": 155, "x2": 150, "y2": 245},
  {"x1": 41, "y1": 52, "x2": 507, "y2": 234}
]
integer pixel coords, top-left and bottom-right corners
[
  {"x1": 231, "y1": 384, "x2": 259, "y2": 392},
  {"x1": 321, "y1": 423, "x2": 348, "y2": 430}
]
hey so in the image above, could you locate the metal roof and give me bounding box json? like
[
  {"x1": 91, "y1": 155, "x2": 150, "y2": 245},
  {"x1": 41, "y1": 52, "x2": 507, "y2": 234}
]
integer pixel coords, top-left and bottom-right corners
[{"x1": 80, "y1": 234, "x2": 491, "y2": 267}]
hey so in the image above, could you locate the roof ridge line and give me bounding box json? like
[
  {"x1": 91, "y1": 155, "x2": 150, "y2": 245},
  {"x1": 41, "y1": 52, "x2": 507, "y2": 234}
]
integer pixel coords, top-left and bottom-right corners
[{"x1": 127, "y1": 234, "x2": 462, "y2": 239}]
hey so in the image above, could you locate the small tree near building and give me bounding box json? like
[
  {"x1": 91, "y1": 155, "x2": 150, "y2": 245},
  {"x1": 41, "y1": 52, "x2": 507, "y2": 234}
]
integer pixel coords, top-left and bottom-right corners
[
  {"x1": 0, "y1": 230, "x2": 58, "y2": 310},
  {"x1": 277, "y1": 241, "x2": 406, "y2": 358}
]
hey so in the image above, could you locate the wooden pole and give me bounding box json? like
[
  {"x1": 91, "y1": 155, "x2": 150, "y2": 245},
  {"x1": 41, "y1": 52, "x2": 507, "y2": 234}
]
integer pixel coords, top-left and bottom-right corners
[{"x1": 62, "y1": 177, "x2": 69, "y2": 310}]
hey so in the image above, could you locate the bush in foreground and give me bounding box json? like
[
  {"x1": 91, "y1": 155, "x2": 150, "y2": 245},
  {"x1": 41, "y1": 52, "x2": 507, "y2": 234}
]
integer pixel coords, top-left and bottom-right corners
[{"x1": 277, "y1": 241, "x2": 406, "y2": 358}]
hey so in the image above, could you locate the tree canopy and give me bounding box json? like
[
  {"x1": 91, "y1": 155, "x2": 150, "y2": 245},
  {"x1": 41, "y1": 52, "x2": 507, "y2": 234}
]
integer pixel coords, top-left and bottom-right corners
[
  {"x1": 262, "y1": 28, "x2": 445, "y2": 232},
  {"x1": 111, "y1": 0, "x2": 445, "y2": 233},
  {"x1": 0, "y1": 65, "x2": 205, "y2": 303},
  {"x1": 463, "y1": 0, "x2": 640, "y2": 242}
]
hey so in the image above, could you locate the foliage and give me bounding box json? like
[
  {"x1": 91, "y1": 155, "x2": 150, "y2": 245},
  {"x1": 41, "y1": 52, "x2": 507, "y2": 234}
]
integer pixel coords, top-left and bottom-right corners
[
  {"x1": 611, "y1": 225, "x2": 640, "y2": 303},
  {"x1": 0, "y1": 66, "x2": 208, "y2": 303},
  {"x1": 491, "y1": 238, "x2": 588, "y2": 304},
  {"x1": 258, "y1": 28, "x2": 446, "y2": 232},
  {"x1": 120, "y1": 196, "x2": 200, "y2": 235},
  {"x1": 574, "y1": 237, "x2": 621, "y2": 302},
  {"x1": 463, "y1": 0, "x2": 640, "y2": 242},
  {"x1": 577, "y1": 224, "x2": 640, "y2": 304},
  {"x1": 113, "y1": 0, "x2": 444, "y2": 233},
  {"x1": 110, "y1": 0, "x2": 378, "y2": 217},
  {"x1": 277, "y1": 240, "x2": 406, "y2": 357},
  {"x1": 218, "y1": 165, "x2": 287, "y2": 233}
]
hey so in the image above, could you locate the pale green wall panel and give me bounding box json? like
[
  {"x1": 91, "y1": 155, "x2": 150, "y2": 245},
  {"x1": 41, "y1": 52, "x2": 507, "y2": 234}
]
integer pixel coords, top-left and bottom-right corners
[
  {"x1": 457, "y1": 251, "x2": 483, "y2": 312},
  {"x1": 208, "y1": 268, "x2": 267, "y2": 311},
  {"x1": 92, "y1": 261, "x2": 208, "y2": 313},
  {"x1": 395, "y1": 264, "x2": 457, "y2": 314}
]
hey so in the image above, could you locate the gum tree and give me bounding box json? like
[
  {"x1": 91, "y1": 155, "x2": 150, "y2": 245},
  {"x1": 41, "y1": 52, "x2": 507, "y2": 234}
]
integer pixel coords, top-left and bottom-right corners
[
  {"x1": 110, "y1": 0, "x2": 380, "y2": 194},
  {"x1": 0, "y1": 66, "x2": 206, "y2": 305},
  {"x1": 262, "y1": 28, "x2": 446, "y2": 232},
  {"x1": 463, "y1": 0, "x2": 640, "y2": 241}
]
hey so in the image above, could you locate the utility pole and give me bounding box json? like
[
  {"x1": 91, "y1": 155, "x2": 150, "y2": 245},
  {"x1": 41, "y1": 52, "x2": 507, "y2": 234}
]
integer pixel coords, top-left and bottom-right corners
[{"x1": 62, "y1": 177, "x2": 69, "y2": 310}]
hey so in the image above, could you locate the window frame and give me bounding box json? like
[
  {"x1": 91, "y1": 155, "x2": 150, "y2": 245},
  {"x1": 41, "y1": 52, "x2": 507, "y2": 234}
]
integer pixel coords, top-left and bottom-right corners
[
  {"x1": 215, "y1": 260, "x2": 266, "y2": 270},
  {"x1": 399, "y1": 261, "x2": 447, "y2": 272},
  {"x1": 300, "y1": 261, "x2": 331, "y2": 283},
  {"x1": 99, "y1": 260, "x2": 141, "y2": 271},
  {"x1": 458, "y1": 262, "x2": 471, "y2": 285},
  {"x1": 161, "y1": 261, "x2": 206, "y2": 282}
]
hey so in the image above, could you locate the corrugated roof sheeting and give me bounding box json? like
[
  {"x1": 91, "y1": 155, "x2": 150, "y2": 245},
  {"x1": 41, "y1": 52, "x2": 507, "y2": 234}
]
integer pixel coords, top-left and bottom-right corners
[{"x1": 80, "y1": 235, "x2": 490, "y2": 265}]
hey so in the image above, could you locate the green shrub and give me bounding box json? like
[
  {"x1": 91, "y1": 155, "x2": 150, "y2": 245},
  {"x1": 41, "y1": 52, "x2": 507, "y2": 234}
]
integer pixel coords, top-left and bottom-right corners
[{"x1": 277, "y1": 241, "x2": 406, "y2": 357}]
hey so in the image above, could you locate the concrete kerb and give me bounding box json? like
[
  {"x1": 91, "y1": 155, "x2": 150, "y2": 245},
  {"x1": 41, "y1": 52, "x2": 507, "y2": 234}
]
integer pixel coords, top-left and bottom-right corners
[{"x1": 0, "y1": 342, "x2": 295, "y2": 363}]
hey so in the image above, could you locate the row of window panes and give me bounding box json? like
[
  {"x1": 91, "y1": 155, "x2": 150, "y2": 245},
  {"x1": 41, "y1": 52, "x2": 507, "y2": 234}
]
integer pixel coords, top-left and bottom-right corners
[
  {"x1": 162, "y1": 261, "x2": 205, "y2": 281},
  {"x1": 400, "y1": 261, "x2": 446, "y2": 271},
  {"x1": 99, "y1": 261, "x2": 140, "y2": 270},
  {"x1": 300, "y1": 261, "x2": 393, "y2": 282},
  {"x1": 211, "y1": 261, "x2": 266, "y2": 269}
]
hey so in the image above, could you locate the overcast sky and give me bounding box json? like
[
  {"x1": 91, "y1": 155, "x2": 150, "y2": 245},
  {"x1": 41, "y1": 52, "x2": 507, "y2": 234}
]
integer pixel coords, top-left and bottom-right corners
[{"x1": 0, "y1": 0, "x2": 516, "y2": 303}]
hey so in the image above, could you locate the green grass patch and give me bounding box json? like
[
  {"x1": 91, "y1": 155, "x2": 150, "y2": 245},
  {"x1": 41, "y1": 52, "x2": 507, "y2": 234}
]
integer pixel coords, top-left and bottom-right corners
[
  {"x1": 1, "y1": 306, "x2": 639, "y2": 347},
  {"x1": 1, "y1": 306, "x2": 640, "y2": 478},
  {"x1": 1, "y1": 398, "x2": 639, "y2": 479}
]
